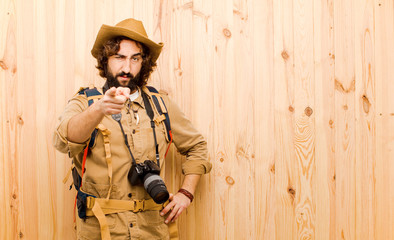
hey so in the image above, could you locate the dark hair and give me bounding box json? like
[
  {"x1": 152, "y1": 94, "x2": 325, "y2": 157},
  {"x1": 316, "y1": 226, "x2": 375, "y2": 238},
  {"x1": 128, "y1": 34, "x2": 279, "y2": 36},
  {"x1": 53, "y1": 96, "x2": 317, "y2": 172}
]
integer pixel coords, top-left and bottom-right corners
[{"x1": 95, "y1": 36, "x2": 157, "y2": 87}]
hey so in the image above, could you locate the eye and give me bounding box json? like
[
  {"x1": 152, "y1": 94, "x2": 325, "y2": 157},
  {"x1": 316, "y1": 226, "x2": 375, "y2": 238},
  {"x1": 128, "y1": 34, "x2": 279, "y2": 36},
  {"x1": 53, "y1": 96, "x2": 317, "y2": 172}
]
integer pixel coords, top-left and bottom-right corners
[
  {"x1": 113, "y1": 55, "x2": 125, "y2": 60},
  {"x1": 132, "y1": 56, "x2": 142, "y2": 62}
]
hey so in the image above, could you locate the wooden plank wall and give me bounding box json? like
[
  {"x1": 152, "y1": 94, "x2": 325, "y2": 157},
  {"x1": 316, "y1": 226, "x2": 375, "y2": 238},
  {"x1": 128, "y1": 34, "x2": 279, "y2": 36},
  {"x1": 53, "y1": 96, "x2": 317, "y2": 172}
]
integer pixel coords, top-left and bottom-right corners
[{"x1": 1, "y1": 0, "x2": 393, "y2": 239}]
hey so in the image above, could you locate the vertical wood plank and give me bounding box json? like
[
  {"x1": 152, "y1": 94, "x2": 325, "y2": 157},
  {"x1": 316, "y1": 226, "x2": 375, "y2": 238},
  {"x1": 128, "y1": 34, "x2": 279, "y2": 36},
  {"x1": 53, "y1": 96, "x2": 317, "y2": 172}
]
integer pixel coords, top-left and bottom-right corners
[
  {"x1": 190, "y1": 0, "x2": 214, "y2": 239},
  {"x1": 293, "y1": 0, "x2": 316, "y2": 238},
  {"x1": 54, "y1": 0, "x2": 77, "y2": 238},
  {"x1": 16, "y1": 0, "x2": 39, "y2": 238},
  {"x1": 354, "y1": 1, "x2": 376, "y2": 239},
  {"x1": 150, "y1": 0, "x2": 174, "y2": 91},
  {"x1": 0, "y1": 1, "x2": 17, "y2": 239},
  {"x1": 252, "y1": 0, "x2": 276, "y2": 239},
  {"x1": 212, "y1": 0, "x2": 235, "y2": 239},
  {"x1": 374, "y1": 1, "x2": 394, "y2": 239},
  {"x1": 113, "y1": 0, "x2": 133, "y2": 23},
  {"x1": 34, "y1": 0, "x2": 57, "y2": 238},
  {"x1": 74, "y1": 0, "x2": 97, "y2": 89},
  {"x1": 231, "y1": 0, "x2": 256, "y2": 238},
  {"x1": 334, "y1": 0, "x2": 356, "y2": 239},
  {"x1": 273, "y1": 0, "x2": 297, "y2": 238},
  {"x1": 313, "y1": 0, "x2": 336, "y2": 239}
]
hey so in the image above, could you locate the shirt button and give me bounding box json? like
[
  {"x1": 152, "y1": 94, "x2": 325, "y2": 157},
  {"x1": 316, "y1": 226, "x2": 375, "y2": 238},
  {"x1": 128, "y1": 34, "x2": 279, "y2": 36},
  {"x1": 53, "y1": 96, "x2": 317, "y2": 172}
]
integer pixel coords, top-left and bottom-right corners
[
  {"x1": 132, "y1": 129, "x2": 136, "y2": 134},
  {"x1": 128, "y1": 193, "x2": 132, "y2": 198},
  {"x1": 129, "y1": 223, "x2": 133, "y2": 228}
]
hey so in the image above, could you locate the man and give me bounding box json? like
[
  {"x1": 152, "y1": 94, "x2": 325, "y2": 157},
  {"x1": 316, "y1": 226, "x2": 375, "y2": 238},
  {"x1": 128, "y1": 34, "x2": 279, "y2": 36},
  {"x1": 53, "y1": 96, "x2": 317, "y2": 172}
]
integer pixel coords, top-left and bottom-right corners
[{"x1": 53, "y1": 18, "x2": 212, "y2": 240}]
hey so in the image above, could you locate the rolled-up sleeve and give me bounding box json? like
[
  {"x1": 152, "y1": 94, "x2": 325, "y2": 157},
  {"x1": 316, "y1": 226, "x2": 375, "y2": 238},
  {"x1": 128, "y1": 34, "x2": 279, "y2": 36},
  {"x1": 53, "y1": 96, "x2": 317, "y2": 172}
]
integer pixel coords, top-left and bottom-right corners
[
  {"x1": 163, "y1": 95, "x2": 212, "y2": 175},
  {"x1": 53, "y1": 95, "x2": 90, "y2": 158}
]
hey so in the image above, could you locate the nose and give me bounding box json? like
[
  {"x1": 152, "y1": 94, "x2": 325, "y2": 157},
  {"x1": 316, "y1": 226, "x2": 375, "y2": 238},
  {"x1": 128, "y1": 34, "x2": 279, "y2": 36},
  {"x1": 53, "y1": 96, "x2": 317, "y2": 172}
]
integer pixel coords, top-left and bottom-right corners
[{"x1": 121, "y1": 59, "x2": 131, "y2": 73}]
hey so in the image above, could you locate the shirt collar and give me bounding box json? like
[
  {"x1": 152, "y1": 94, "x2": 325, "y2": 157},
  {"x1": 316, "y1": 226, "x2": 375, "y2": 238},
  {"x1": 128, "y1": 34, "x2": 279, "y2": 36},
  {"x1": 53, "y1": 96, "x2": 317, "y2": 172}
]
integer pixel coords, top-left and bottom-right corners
[{"x1": 132, "y1": 87, "x2": 144, "y2": 108}]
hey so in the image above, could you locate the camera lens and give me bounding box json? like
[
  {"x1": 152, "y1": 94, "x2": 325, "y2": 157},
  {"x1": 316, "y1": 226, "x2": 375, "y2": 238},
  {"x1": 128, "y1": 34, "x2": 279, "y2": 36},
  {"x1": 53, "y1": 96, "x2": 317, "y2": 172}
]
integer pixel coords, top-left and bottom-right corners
[{"x1": 143, "y1": 173, "x2": 169, "y2": 204}]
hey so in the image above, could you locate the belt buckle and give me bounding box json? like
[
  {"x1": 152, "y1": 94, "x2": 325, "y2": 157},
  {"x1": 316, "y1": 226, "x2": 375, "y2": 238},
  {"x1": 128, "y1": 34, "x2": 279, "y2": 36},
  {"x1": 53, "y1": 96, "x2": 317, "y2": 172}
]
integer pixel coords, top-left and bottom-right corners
[{"x1": 133, "y1": 199, "x2": 144, "y2": 212}]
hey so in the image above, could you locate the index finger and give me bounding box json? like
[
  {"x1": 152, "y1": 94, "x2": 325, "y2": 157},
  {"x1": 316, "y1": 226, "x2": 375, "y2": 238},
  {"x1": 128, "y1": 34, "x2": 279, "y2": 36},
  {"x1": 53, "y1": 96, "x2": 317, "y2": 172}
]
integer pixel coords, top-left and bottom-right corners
[
  {"x1": 160, "y1": 201, "x2": 174, "y2": 216},
  {"x1": 105, "y1": 87, "x2": 117, "y2": 97}
]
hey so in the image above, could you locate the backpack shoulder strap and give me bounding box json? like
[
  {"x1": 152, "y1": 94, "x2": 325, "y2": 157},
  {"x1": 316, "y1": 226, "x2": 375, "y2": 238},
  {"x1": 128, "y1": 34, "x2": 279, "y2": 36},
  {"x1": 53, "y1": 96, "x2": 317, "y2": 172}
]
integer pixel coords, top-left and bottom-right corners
[
  {"x1": 78, "y1": 87, "x2": 103, "y2": 106},
  {"x1": 146, "y1": 86, "x2": 172, "y2": 142},
  {"x1": 145, "y1": 86, "x2": 173, "y2": 158}
]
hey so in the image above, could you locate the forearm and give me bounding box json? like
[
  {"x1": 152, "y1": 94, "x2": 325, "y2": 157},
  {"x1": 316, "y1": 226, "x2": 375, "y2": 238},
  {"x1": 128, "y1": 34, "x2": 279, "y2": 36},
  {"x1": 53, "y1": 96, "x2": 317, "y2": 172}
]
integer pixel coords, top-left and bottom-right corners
[
  {"x1": 180, "y1": 174, "x2": 201, "y2": 195},
  {"x1": 67, "y1": 102, "x2": 105, "y2": 143}
]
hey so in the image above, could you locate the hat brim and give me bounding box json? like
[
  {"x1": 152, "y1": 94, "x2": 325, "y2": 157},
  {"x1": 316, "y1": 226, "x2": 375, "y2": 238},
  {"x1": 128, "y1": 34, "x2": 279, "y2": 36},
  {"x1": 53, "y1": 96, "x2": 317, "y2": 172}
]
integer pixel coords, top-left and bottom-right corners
[{"x1": 91, "y1": 24, "x2": 163, "y2": 62}]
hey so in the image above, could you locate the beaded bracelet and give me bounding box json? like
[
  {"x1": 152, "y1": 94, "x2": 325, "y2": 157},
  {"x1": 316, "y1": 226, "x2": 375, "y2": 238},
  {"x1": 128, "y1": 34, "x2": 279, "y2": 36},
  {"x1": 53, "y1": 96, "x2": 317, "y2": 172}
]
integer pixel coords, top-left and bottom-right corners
[{"x1": 178, "y1": 188, "x2": 194, "y2": 203}]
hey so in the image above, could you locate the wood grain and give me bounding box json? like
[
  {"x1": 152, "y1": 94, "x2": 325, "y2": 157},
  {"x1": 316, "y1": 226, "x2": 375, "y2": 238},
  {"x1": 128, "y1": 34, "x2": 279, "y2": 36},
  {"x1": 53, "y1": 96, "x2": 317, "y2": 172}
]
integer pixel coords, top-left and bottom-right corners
[
  {"x1": 314, "y1": 0, "x2": 335, "y2": 239},
  {"x1": 253, "y1": 0, "x2": 275, "y2": 239},
  {"x1": 1, "y1": 1, "x2": 18, "y2": 239},
  {"x1": 374, "y1": 1, "x2": 394, "y2": 240},
  {"x1": 273, "y1": 0, "x2": 297, "y2": 239},
  {"x1": 334, "y1": 0, "x2": 357, "y2": 239},
  {"x1": 190, "y1": 0, "x2": 214, "y2": 239},
  {"x1": 212, "y1": 0, "x2": 236, "y2": 239},
  {"x1": 0, "y1": 0, "x2": 393, "y2": 239},
  {"x1": 293, "y1": 0, "x2": 316, "y2": 239},
  {"x1": 355, "y1": 1, "x2": 376, "y2": 239}
]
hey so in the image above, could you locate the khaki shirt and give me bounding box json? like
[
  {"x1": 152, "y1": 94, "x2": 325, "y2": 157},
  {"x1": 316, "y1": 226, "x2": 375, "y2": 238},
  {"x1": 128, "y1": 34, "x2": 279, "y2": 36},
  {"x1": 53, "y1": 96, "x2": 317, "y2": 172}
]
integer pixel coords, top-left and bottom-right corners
[{"x1": 53, "y1": 86, "x2": 212, "y2": 240}]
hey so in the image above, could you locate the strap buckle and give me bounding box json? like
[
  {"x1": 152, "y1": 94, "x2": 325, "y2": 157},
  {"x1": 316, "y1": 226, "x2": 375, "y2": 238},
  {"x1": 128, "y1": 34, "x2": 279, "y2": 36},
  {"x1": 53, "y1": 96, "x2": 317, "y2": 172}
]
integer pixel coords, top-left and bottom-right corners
[
  {"x1": 86, "y1": 196, "x2": 96, "y2": 209},
  {"x1": 133, "y1": 199, "x2": 144, "y2": 212}
]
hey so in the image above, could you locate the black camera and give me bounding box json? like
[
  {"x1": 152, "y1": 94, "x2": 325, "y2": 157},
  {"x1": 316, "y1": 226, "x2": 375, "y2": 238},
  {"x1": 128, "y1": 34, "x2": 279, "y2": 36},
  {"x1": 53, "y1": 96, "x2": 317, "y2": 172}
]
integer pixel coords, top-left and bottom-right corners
[{"x1": 128, "y1": 160, "x2": 169, "y2": 204}]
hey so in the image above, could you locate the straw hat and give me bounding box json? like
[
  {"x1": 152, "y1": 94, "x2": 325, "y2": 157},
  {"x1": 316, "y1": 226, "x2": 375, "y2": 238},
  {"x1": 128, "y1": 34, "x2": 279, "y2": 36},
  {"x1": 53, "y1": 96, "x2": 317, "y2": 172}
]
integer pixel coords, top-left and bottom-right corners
[{"x1": 91, "y1": 18, "x2": 163, "y2": 62}]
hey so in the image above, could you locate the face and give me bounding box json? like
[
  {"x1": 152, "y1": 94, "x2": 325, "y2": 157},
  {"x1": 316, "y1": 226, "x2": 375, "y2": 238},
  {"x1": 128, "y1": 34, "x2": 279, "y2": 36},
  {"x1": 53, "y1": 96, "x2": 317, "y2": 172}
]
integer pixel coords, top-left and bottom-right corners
[{"x1": 107, "y1": 39, "x2": 143, "y2": 90}]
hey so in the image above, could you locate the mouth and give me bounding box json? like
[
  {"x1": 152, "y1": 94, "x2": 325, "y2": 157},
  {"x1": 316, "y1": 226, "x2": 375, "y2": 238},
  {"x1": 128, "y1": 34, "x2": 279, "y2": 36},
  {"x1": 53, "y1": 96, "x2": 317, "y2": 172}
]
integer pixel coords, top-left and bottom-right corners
[{"x1": 118, "y1": 75, "x2": 130, "y2": 80}]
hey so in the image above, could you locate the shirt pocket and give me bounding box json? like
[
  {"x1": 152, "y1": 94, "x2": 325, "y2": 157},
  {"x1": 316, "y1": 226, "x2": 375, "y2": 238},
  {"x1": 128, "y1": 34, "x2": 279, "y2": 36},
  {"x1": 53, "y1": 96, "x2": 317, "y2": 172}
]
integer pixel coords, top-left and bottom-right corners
[
  {"x1": 139, "y1": 126, "x2": 156, "y2": 161},
  {"x1": 137, "y1": 211, "x2": 169, "y2": 240}
]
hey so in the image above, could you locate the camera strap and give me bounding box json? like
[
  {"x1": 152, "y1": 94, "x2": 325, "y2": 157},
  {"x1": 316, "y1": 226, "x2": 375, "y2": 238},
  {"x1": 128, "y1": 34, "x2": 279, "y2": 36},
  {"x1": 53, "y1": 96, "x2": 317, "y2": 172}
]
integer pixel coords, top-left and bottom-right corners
[
  {"x1": 112, "y1": 113, "x2": 137, "y2": 166},
  {"x1": 142, "y1": 91, "x2": 161, "y2": 168}
]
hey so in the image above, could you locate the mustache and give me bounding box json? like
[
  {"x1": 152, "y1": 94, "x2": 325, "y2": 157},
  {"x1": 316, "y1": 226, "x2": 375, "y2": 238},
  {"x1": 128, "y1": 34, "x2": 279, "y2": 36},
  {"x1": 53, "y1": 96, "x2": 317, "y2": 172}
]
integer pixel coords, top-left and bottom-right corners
[{"x1": 116, "y1": 72, "x2": 133, "y2": 78}]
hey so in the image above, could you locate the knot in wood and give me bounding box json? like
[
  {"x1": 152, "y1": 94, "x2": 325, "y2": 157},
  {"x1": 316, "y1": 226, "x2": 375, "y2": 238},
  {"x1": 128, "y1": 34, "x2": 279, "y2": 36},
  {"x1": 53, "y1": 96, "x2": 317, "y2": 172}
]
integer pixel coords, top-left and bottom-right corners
[
  {"x1": 174, "y1": 68, "x2": 183, "y2": 77},
  {"x1": 362, "y1": 95, "x2": 371, "y2": 114},
  {"x1": 219, "y1": 157, "x2": 224, "y2": 162},
  {"x1": 223, "y1": 28, "x2": 232, "y2": 38},
  {"x1": 288, "y1": 105, "x2": 294, "y2": 112},
  {"x1": 329, "y1": 119, "x2": 334, "y2": 128},
  {"x1": 226, "y1": 176, "x2": 235, "y2": 185},
  {"x1": 288, "y1": 187, "x2": 296, "y2": 196},
  {"x1": 281, "y1": 50, "x2": 289, "y2": 60},
  {"x1": 0, "y1": 60, "x2": 8, "y2": 70},
  {"x1": 304, "y1": 107, "x2": 313, "y2": 117},
  {"x1": 270, "y1": 164, "x2": 275, "y2": 174},
  {"x1": 17, "y1": 115, "x2": 24, "y2": 125}
]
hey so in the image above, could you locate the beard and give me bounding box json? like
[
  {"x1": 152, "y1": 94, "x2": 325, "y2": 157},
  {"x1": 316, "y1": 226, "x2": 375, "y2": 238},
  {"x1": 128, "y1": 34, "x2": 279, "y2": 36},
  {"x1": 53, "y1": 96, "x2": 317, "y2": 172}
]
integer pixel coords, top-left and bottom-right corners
[{"x1": 105, "y1": 70, "x2": 140, "y2": 92}]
